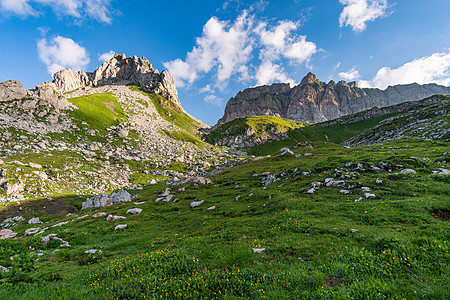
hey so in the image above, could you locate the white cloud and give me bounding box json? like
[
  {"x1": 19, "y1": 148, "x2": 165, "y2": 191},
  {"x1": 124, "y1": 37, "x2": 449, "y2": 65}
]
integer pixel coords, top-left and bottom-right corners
[
  {"x1": 255, "y1": 61, "x2": 294, "y2": 86},
  {"x1": 339, "y1": 67, "x2": 361, "y2": 81},
  {"x1": 339, "y1": 0, "x2": 388, "y2": 32},
  {"x1": 37, "y1": 36, "x2": 90, "y2": 74},
  {"x1": 204, "y1": 94, "x2": 223, "y2": 106},
  {"x1": 0, "y1": 0, "x2": 113, "y2": 23},
  {"x1": 98, "y1": 50, "x2": 115, "y2": 62},
  {"x1": 164, "y1": 11, "x2": 319, "y2": 91},
  {"x1": 164, "y1": 11, "x2": 254, "y2": 89},
  {"x1": 333, "y1": 62, "x2": 341, "y2": 71},
  {"x1": 0, "y1": 0, "x2": 35, "y2": 15},
  {"x1": 359, "y1": 51, "x2": 450, "y2": 89}
]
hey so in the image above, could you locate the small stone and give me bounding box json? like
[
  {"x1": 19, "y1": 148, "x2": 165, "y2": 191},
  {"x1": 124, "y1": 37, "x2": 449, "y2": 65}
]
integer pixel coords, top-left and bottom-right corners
[
  {"x1": 0, "y1": 229, "x2": 17, "y2": 239},
  {"x1": 159, "y1": 188, "x2": 171, "y2": 197},
  {"x1": 311, "y1": 182, "x2": 323, "y2": 189},
  {"x1": 126, "y1": 208, "x2": 142, "y2": 215},
  {"x1": 400, "y1": 169, "x2": 416, "y2": 174},
  {"x1": 190, "y1": 200, "x2": 204, "y2": 208},
  {"x1": 306, "y1": 188, "x2": 315, "y2": 194},
  {"x1": 28, "y1": 163, "x2": 42, "y2": 169},
  {"x1": 361, "y1": 187, "x2": 371, "y2": 192},
  {"x1": 28, "y1": 217, "x2": 42, "y2": 225},
  {"x1": 304, "y1": 153, "x2": 313, "y2": 156},
  {"x1": 114, "y1": 224, "x2": 127, "y2": 230},
  {"x1": 207, "y1": 206, "x2": 216, "y2": 211},
  {"x1": 147, "y1": 179, "x2": 157, "y2": 185},
  {"x1": 350, "y1": 229, "x2": 358, "y2": 233},
  {"x1": 365, "y1": 193, "x2": 376, "y2": 199},
  {"x1": 84, "y1": 249, "x2": 102, "y2": 254},
  {"x1": 261, "y1": 172, "x2": 271, "y2": 176},
  {"x1": 279, "y1": 148, "x2": 294, "y2": 155},
  {"x1": 340, "y1": 190, "x2": 351, "y2": 195},
  {"x1": 252, "y1": 248, "x2": 266, "y2": 253},
  {"x1": 376, "y1": 178, "x2": 383, "y2": 184},
  {"x1": 92, "y1": 212, "x2": 107, "y2": 218},
  {"x1": 25, "y1": 228, "x2": 40, "y2": 236},
  {"x1": 106, "y1": 215, "x2": 126, "y2": 222},
  {"x1": 190, "y1": 177, "x2": 212, "y2": 186}
]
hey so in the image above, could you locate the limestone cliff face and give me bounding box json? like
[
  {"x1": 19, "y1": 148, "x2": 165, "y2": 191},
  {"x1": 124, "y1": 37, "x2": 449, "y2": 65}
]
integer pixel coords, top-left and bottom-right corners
[
  {"x1": 53, "y1": 54, "x2": 181, "y2": 109},
  {"x1": 218, "y1": 73, "x2": 450, "y2": 124}
]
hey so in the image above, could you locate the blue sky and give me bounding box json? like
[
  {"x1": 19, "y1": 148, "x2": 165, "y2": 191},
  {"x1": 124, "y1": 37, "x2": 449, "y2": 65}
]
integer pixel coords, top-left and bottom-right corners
[{"x1": 0, "y1": 0, "x2": 449, "y2": 125}]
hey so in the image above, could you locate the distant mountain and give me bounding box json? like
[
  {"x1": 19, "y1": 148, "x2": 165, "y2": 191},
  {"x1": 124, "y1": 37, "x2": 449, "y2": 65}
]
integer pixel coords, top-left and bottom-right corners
[{"x1": 218, "y1": 73, "x2": 450, "y2": 124}]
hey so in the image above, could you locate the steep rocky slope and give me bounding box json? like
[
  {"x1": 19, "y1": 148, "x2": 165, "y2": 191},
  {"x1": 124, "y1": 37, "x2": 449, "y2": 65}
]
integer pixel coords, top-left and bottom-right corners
[
  {"x1": 219, "y1": 73, "x2": 450, "y2": 124},
  {"x1": 0, "y1": 55, "x2": 239, "y2": 204}
]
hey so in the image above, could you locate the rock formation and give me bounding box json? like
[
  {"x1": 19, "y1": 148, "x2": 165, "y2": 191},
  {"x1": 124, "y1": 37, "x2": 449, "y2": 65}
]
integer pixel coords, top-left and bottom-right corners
[
  {"x1": 0, "y1": 80, "x2": 71, "y2": 111},
  {"x1": 218, "y1": 73, "x2": 450, "y2": 124},
  {"x1": 53, "y1": 54, "x2": 181, "y2": 109}
]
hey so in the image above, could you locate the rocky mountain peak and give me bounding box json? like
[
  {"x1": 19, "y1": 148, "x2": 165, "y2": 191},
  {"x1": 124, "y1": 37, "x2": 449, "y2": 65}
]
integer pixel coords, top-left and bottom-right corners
[
  {"x1": 300, "y1": 72, "x2": 320, "y2": 86},
  {"x1": 53, "y1": 53, "x2": 181, "y2": 109}
]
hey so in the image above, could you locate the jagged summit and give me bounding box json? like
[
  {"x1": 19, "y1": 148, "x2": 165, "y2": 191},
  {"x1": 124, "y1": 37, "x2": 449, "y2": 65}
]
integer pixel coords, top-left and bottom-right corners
[
  {"x1": 218, "y1": 73, "x2": 450, "y2": 124},
  {"x1": 53, "y1": 53, "x2": 181, "y2": 109}
]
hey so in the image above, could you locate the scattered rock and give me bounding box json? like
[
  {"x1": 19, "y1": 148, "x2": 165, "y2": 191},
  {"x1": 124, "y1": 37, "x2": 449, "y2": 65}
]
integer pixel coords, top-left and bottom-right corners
[
  {"x1": 350, "y1": 229, "x2": 358, "y2": 233},
  {"x1": 376, "y1": 178, "x2": 383, "y2": 184},
  {"x1": 361, "y1": 187, "x2": 371, "y2": 192},
  {"x1": 82, "y1": 190, "x2": 131, "y2": 209},
  {"x1": 325, "y1": 178, "x2": 346, "y2": 188},
  {"x1": 304, "y1": 153, "x2": 313, "y2": 156},
  {"x1": 312, "y1": 182, "x2": 323, "y2": 189},
  {"x1": 306, "y1": 188, "x2": 315, "y2": 194},
  {"x1": 126, "y1": 208, "x2": 142, "y2": 215},
  {"x1": 106, "y1": 215, "x2": 126, "y2": 222},
  {"x1": 433, "y1": 168, "x2": 450, "y2": 175},
  {"x1": 117, "y1": 128, "x2": 129, "y2": 138},
  {"x1": 252, "y1": 248, "x2": 266, "y2": 253},
  {"x1": 190, "y1": 177, "x2": 212, "y2": 186},
  {"x1": 365, "y1": 193, "x2": 376, "y2": 199},
  {"x1": 28, "y1": 217, "x2": 42, "y2": 225},
  {"x1": 400, "y1": 169, "x2": 416, "y2": 174},
  {"x1": 28, "y1": 163, "x2": 43, "y2": 169},
  {"x1": 190, "y1": 200, "x2": 204, "y2": 208},
  {"x1": 84, "y1": 249, "x2": 102, "y2": 254},
  {"x1": 92, "y1": 212, "x2": 107, "y2": 218},
  {"x1": 147, "y1": 179, "x2": 157, "y2": 185},
  {"x1": 279, "y1": 148, "x2": 294, "y2": 155},
  {"x1": 261, "y1": 172, "x2": 271, "y2": 176},
  {"x1": 0, "y1": 229, "x2": 17, "y2": 239},
  {"x1": 207, "y1": 206, "x2": 216, "y2": 211},
  {"x1": 159, "y1": 188, "x2": 171, "y2": 197},
  {"x1": 41, "y1": 234, "x2": 70, "y2": 247},
  {"x1": 3, "y1": 216, "x2": 25, "y2": 223},
  {"x1": 339, "y1": 190, "x2": 351, "y2": 195},
  {"x1": 114, "y1": 224, "x2": 127, "y2": 230},
  {"x1": 25, "y1": 228, "x2": 40, "y2": 236}
]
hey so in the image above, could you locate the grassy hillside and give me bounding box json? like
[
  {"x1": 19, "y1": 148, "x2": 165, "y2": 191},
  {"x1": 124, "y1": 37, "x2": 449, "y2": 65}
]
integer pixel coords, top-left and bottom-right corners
[
  {"x1": 68, "y1": 93, "x2": 127, "y2": 134},
  {"x1": 205, "y1": 116, "x2": 306, "y2": 145},
  {"x1": 1, "y1": 139, "x2": 448, "y2": 299}
]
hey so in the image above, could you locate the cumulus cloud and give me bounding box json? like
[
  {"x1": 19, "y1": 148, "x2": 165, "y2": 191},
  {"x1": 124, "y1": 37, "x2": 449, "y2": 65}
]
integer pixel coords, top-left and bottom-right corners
[
  {"x1": 164, "y1": 11, "x2": 319, "y2": 102},
  {"x1": 339, "y1": 0, "x2": 388, "y2": 32},
  {"x1": 359, "y1": 51, "x2": 450, "y2": 89},
  {"x1": 164, "y1": 11, "x2": 254, "y2": 88},
  {"x1": 98, "y1": 50, "x2": 115, "y2": 62},
  {"x1": 256, "y1": 20, "x2": 318, "y2": 65},
  {"x1": 339, "y1": 67, "x2": 361, "y2": 81},
  {"x1": 0, "y1": 0, "x2": 113, "y2": 23},
  {"x1": 37, "y1": 36, "x2": 90, "y2": 74},
  {"x1": 255, "y1": 61, "x2": 294, "y2": 86}
]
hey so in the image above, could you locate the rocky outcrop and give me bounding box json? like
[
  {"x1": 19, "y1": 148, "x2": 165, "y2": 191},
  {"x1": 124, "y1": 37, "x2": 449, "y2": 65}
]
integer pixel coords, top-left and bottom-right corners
[
  {"x1": 0, "y1": 80, "x2": 71, "y2": 111},
  {"x1": 0, "y1": 80, "x2": 28, "y2": 101},
  {"x1": 53, "y1": 54, "x2": 181, "y2": 109},
  {"x1": 219, "y1": 73, "x2": 450, "y2": 124}
]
